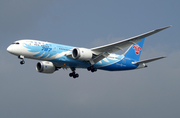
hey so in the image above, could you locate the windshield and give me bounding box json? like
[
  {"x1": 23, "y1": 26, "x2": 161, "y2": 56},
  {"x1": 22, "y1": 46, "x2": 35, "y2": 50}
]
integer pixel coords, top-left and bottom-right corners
[{"x1": 12, "y1": 42, "x2": 20, "y2": 45}]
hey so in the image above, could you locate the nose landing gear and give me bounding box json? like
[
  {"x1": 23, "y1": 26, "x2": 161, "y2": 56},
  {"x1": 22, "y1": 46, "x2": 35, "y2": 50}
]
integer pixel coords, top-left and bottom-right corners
[{"x1": 18, "y1": 55, "x2": 25, "y2": 65}]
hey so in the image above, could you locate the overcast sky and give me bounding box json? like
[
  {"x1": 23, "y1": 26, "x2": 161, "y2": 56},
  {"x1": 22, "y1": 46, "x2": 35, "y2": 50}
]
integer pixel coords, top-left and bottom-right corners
[{"x1": 0, "y1": 0, "x2": 180, "y2": 118}]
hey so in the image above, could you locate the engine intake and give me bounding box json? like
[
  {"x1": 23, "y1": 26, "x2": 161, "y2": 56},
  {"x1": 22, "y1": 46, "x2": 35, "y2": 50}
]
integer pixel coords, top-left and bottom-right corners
[
  {"x1": 36, "y1": 61, "x2": 56, "y2": 74},
  {"x1": 72, "y1": 48, "x2": 93, "y2": 61}
]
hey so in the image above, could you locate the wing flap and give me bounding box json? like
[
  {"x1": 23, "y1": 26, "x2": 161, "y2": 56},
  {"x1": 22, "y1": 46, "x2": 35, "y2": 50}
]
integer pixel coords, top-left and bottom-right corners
[{"x1": 89, "y1": 52, "x2": 109, "y2": 65}]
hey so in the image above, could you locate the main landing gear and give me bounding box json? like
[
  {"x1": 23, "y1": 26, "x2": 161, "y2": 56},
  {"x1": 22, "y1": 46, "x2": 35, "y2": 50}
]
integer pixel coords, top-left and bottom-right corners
[
  {"x1": 68, "y1": 66, "x2": 97, "y2": 78},
  {"x1": 87, "y1": 66, "x2": 97, "y2": 72},
  {"x1": 18, "y1": 55, "x2": 25, "y2": 65},
  {"x1": 69, "y1": 67, "x2": 79, "y2": 78}
]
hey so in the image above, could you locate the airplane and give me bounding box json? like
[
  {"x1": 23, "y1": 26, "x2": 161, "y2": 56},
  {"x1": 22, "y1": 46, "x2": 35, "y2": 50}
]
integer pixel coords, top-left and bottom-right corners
[{"x1": 7, "y1": 26, "x2": 171, "y2": 78}]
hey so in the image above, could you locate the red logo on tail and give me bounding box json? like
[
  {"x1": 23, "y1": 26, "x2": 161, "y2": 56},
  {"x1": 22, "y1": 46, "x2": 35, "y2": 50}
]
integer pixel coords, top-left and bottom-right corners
[{"x1": 133, "y1": 45, "x2": 141, "y2": 55}]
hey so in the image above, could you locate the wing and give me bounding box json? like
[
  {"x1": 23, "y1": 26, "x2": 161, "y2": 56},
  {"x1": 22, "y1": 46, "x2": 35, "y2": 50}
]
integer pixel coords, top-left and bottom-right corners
[{"x1": 91, "y1": 26, "x2": 171, "y2": 54}]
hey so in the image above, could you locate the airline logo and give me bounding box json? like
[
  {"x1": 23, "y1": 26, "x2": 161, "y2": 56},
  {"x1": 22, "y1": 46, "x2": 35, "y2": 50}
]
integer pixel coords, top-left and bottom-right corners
[{"x1": 133, "y1": 45, "x2": 141, "y2": 55}]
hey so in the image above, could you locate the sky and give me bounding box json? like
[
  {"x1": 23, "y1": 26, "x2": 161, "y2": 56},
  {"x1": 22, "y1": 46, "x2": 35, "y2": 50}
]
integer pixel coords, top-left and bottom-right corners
[{"x1": 0, "y1": 0, "x2": 180, "y2": 118}]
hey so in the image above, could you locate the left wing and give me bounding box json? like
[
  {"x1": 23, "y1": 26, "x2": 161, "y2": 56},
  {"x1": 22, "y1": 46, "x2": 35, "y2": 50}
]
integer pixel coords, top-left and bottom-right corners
[
  {"x1": 88, "y1": 26, "x2": 170, "y2": 65},
  {"x1": 65, "y1": 26, "x2": 170, "y2": 65},
  {"x1": 91, "y1": 26, "x2": 171, "y2": 54}
]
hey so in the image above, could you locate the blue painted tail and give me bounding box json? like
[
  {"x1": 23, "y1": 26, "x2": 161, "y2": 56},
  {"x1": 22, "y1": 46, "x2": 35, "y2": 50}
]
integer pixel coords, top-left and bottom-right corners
[{"x1": 124, "y1": 38, "x2": 145, "y2": 61}]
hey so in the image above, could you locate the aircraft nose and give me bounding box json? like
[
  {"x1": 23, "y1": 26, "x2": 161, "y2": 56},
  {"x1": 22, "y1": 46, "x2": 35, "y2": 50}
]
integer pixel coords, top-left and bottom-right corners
[{"x1": 7, "y1": 45, "x2": 13, "y2": 53}]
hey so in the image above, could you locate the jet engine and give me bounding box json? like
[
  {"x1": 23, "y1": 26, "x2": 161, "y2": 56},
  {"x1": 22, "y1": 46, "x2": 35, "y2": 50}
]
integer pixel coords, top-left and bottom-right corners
[
  {"x1": 72, "y1": 48, "x2": 93, "y2": 61},
  {"x1": 36, "y1": 61, "x2": 56, "y2": 74}
]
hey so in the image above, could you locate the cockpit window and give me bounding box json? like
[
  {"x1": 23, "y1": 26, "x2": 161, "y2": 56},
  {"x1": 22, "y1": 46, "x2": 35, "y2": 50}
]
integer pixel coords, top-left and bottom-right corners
[{"x1": 12, "y1": 42, "x2": 20, "y2": 45}]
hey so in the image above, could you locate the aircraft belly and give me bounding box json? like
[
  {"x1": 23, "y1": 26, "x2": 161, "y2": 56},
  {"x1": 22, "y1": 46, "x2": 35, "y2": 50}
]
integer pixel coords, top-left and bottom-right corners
[
  {"x1": 96, "y1": 59, "x2": 138, "y2": 71},
  {"x1": 51, "y1": 56, "x2": 91, "y2": 68}
]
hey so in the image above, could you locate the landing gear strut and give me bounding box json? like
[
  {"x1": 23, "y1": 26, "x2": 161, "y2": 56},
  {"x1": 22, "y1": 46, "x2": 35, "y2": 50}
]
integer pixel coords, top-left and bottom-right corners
[
  {"x1": 69, "y1": 67, "x2": 79, "y2": 78},
  {"x1": 18, "y1": 55, "x2": 25, "y2": 65},
  {"x1": 87, "y1": 66, "x2": 97, "y2": 72}
]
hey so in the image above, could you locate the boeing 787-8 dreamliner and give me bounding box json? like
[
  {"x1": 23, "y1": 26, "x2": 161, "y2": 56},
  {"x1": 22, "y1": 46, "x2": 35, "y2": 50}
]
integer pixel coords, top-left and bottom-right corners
[{"x1": 7, "y1": 26, "x2": 171, "y2": 78}]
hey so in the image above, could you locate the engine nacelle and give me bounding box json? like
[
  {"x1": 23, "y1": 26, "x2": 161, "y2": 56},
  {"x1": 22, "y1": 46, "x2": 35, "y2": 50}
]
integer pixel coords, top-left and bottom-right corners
[
  {"x1": 36, "y1": 61, "x2": 56, "y2": 74},
  {"x1": 72, "y1": 48, "x2": 93, "y2": 61}
]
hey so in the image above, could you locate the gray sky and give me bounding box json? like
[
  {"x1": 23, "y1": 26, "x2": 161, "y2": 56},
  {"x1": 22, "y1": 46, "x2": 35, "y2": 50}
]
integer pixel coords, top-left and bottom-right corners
[{"x1": 0, "y1": 0, "x2": 180, "y2": 118}]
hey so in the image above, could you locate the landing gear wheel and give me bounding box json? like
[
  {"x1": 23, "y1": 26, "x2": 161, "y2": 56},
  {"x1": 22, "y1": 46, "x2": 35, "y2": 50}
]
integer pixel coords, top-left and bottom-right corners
[
  {"x1": 69, "y1": 73, "x2": 73, "y2": 77},
  {"x1": 72, "y1": 74, "x2": 79, "y2": 78},
  {"x1": 73, "y1": 75, "x2": 76, "y2": 78},
  {"x1": 87, "y1": 67, "x2": 91, "y2": 71},
  {"x1": 20, "y1": 60, "x2": 25, "y2": 65},
  {"x1": 87, "y1": 66, "x2": 97, "y2": 73},
  {"x1": 93, "y1": 68, "x2": 97, "y2": 72},
  {"x1": 75, "y1": 74, "x2": 79, "y2": 78},
  {"x1": 69, "y1": 68, "x2": 79, "y2": 78}
]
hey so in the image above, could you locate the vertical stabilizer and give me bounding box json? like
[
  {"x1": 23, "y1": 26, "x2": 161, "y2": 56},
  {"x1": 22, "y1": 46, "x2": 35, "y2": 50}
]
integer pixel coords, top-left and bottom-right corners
[{"x1": 123, "y1": 38, "x2": 145, "y2": 61}]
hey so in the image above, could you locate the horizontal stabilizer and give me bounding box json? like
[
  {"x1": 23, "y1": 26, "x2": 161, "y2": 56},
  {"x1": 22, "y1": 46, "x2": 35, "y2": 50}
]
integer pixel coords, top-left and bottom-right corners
[{"x1": 132, "y1": 56, "x2": 166, "y2": 65}]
